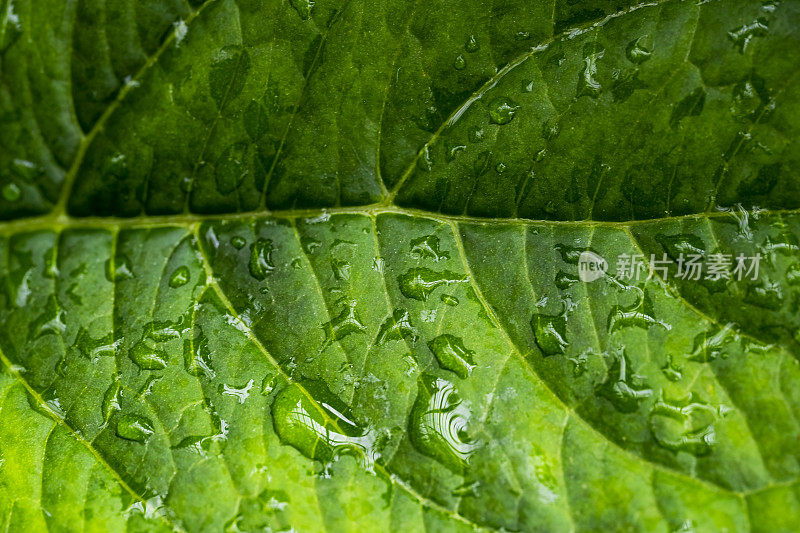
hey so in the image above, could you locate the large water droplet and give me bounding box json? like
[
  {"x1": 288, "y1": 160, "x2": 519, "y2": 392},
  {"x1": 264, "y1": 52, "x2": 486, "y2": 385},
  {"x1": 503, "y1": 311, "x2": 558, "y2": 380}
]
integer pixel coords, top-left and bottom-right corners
[
  {"x1": 607, "y1": 292, "x2": 669, "y2": 333},
  {"x1": 116, "y1": 414, "x2": 155, "y2": 442},
  {"x1": 397, "y1": 268, "x2": 465, "y2": 301},
  {"x1": 626, "y1": 35, "x2": 653, "y2": 64},
  {"x1": 577, "y1": 43, "x2": 605, "y2": 98},
  {"x1": 272, "y1": 383, "x2": 379, "y2": 469},
  {"x1": 596, "y1": 351, "x2": 652, "y2": 413},
  {"x1": 184, "y1": 334, "x2": 215, "y2": 378},
  {"x1": 428, "y1": 334, "x2": 476, "y2": 379},
  {"x1": 409, "y1": 374, "x2": 478, "y2": 473},
  {"x1": 488, "y1": 97, "x2": 519, "y2": 125},
  {"x1": 728, "y1": 18, "x2": 769, "y2": 53},
  {"x1": 249, "y1": 238, "x2": 275, "y2": 280}
]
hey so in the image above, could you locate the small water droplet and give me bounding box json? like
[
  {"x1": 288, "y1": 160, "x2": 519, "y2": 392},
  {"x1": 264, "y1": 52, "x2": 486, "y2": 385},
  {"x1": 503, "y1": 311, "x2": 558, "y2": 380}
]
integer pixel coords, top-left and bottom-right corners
[
  {"x1": 440, "y1": 294, "x2": 459, "y2": 306},
  {"x1": 488, "y1": 97, "x2": 519, "y2": 125},
  {"x1": 397, "y1": 268, "x2": 465, "y2": 301},
  {"x1": 231, "y1": 236, "x2": 246, "y2": 249},
  {"x1": 531, "y1": 312, "x2": 568, "y2": 356},
  {"x1": 428, "y1": 334, "x2": 476, "y2": 379},
  {"x1": 596, "y1": 351, "x2": 652, "y2": 413},
  {"x1": 104, "y1": 254, "x2": 134, "y2": 281},
  {"x1": 453, "y1": 54, "x2": 466, "y2": 70},
  {"x1": 577, "y1": 43, "x2": 605, "y2": 98},
  {"x1": 290, "y1": 0, "x2": 315, "y2": 20},
  {"x1": 220, "y1": 379, "x2": 254, "y2": 404},
  {"x1": 116, "y1": 414, "x2": 155, "y2": 442},
  {"x1": 409, "y1": 374, "x2": 478, "y2": 473},
  {"x1": 184, "y1": 334, "x2": 215, "y2": 378},
  {"x1": 2, "y1": 183, "x2": 21, "y2": 202},
  {"x1": 323, "y1": 302, "x2": 367, "y2": 342},
  {"x1": 649, "y1": 393, "x2": 723, "y2": 456},
  {"x1": 376, "y1": 309, "x2": 418, "y2": 344},
  {"x1": 689, "y1": 323, "x2": 737, "y2": 362},
  {"x1": 468, "y1": 126, "x2": 485, "y2": 143},
  {"x1": 249, "y1": 238, "x2": 275, "y2": 280},
  {"x1": 410, "y1": 235, "x2": 449, "y2": 262},
  {"x1": 331, "y1": 259, "x2": 351, "y2": 281},
  {"x1": 169, "y1": 266, "x2": 190, "y2": 288},
  {"x1": 555, "y1": 271, "x2": 579, "y2": 290},
  {"x1": 607, "y1": 292, "x2": 669, "y2": 333},
  {"x1": 626, "y1": 35, "x2": 653, "y2": 64},
  {"x1": 129, "y1": 339, "x2": 167, "y2": 370},
  {"x1": 464, "y1": 34, "x2": 479, "y2": 52},
  {"x1": 102, "y1": 381, "x2": 121, "y2": 424},
  {"x1": 495, "y1": 162, "x2": 507, "y2": 174}
]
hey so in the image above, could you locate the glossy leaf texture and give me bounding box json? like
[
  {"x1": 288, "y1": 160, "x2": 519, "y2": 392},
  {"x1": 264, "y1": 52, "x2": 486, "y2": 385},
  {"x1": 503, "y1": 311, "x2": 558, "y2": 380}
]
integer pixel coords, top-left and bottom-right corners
[{"x1": 1, "y1": 0, "x2": 800, "y2": 531}]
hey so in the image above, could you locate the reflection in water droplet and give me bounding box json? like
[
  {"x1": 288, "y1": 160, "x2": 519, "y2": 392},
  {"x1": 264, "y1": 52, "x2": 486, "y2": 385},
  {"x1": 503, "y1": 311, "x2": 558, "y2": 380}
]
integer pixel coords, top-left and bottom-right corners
[
  {"x1": 488, "y1": 97, "x2": 519, "y2": 125},
  {"x1": 116, "y1": 414, "x2": 155, "y2": 442},
  {"x1": 376, "y1": 309, "x2": 418, "y2": 345},
  {"x1": 428, "y1": 334, "x2": 476, "y2": 379},
  {"x1": 649, "y1": 393, "x2": 724, "y2": 456},
  {"x1": 409, "y1": 374, "x2": 478, "y2": 473},
  {"x1": 272, "y1": 384, "x2": 379, "y2": 469},
  {"x1": 169, "y1": 266, "x2": 190, "y2": 288},
  {"x1": 249, "y1": 239, "x2": 275, "y2": 280},
  {"x1": 397, "y1": 268, "x2": 465, "y2": 301},
  {"x1": 596, "y1": 351, "x2": 652, "y2": 413},
  {"x1": 531, "y1": 313, "x2": 568, "y2": 356}
]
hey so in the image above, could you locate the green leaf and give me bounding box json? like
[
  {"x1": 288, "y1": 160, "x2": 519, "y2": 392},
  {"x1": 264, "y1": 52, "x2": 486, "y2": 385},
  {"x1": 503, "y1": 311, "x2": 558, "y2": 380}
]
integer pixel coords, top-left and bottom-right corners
[{"x1": 1, "y1": 0, "x2": 799, "y2": 531}]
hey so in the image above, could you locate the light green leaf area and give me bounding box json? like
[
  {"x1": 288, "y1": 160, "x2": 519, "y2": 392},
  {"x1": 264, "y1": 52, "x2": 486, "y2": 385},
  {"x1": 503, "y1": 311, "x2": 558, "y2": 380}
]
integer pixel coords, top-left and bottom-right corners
[{"x1": 1, "y1": 0, "x2": 799, "y2": 531}]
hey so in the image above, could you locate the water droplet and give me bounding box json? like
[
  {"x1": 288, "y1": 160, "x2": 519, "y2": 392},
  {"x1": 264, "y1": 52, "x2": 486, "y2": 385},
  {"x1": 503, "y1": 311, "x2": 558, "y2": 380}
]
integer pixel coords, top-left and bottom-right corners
[
  {"x1": 29, "y1": 295, "x2": 66, "y2": 339},
  {"x1": 445, "y1": 142, "x2": 466, "y2": 161},
  {"x1": 607, "y1": 292, "x2": 669, "y2": 333},
  {"x1": 554, "y1": 244, "x2": 583, "y2": 265},
  {"x1": 531, "y1": 313, "x2": 568, "y2": 356},
  {"x1": 577, "y1": 43, "x2": 605, "y2": 98},
  {"x1": 220, "y1": 379, "x2": 254, "y2": 404},
  {"x1": 261, "y1": 375, "x2": 278, "y2": 395},
  {"x1": 409, "y1": 374, "x2": 478, "y2": 473},
  {"x1": 323, "y1": 302, "x2": 367, "y2": 342},
  {"x1": 468, "y1": 126, "x2": 485, "y2": 143},
  {"x1": 184, "y1": 335, "x2": 215, "y2": 378},
  {"x1": 231, "y1": 235, "x2": 246, "y2": 249},
  {"x1": 1, "y1": 183, "x2": 20, "y2": 202},
  {"x1": 249, "y1": 238, "x2": 275, "y2": 280},
  {"x1": 271, "y1": 383, "x2": 379, "y2": 469},
  {"x1": 464, "y1": 34, "x2": 479, "y2": 52},
  {"x1": 10, "y1": 159, "x2": 42, "y2": 180},
  {"x1": 495, "y1": 162, "x2": 507, "y2": 174},
  {"x1": 555, "y1": 271, "x2": 579, "y2": 290},
  {"x1": 376, "y1": 309, "x2": 418, "y2": 344},
  {"x1": 129, "y1": 339, "x2": 168, "y2": 370},
  {"x1": 649, "y1": 393, "x2": 724, "y2": 456},
  {"x1": 661, "y1": 355, "x2": 683, "y2": 382},
  {"x1": 104, "y1": 254, "x2": 134, "y2": 281},
  {"x1": 428, "y1": 334, "x2": 476, "y2": 379},
  {"x1": 596, "y1": 351, "x2": 652, "y2": 413},
  {"x1": 542, "y1": 120, "x2": 560, "y2": 140},
  {"x1": 453, "y1": 54, "x2": 466, "y2": 70},
  {"x1": 440, "y1": 294, "x2": 459, "y2": 306},
  {"x1": 290, "y1": 0, "x2": 315, "y2": 20},
  {"x1": 728, "y1": 18, "x2": 769, "y2": 53},
  {"x1": 74, "y1": 328, "x2": 117, "y2": 359},
  {"x1": 626, "y1": 35, "x2": 653, "y2": 64},
  {"x1": 397, "y1": 268, "x2": 465, "y2": 301},
  {"x1": 410, "y1": 235, "x2": 449, "y2": 262},
  {"x1": 488, "y1": 97, "x2": 519, "y2": 125},
  {"x1": 102, "y1": 381, "x2": 121, "y2": 424},
  {"x1": 169, "y1": 266, "x2": 190, "y2": 288},
  {"x1": 116, "y1": 414, "x2": 155, "y2": 442},
  {"x1": 689, "y1": 323, "x2": 738, "y2": 362},
  {"x1": 331, "y1": 259, "x2": 351, "y2": 281}
]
